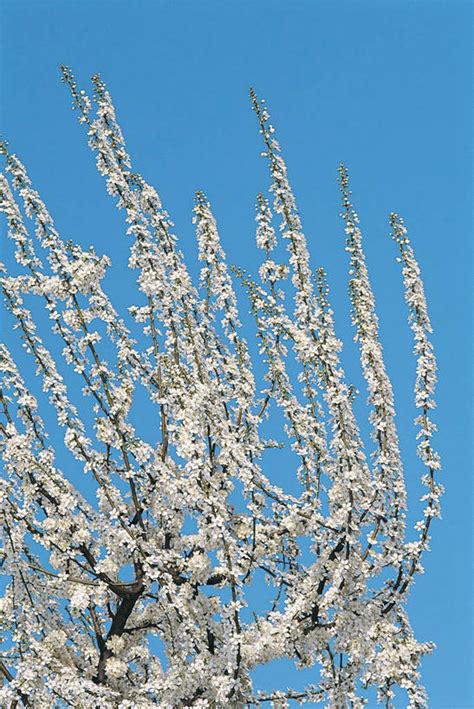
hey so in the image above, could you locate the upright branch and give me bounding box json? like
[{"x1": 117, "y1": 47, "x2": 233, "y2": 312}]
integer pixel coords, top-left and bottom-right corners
[{"x1": 339, "y1": 163, "x2": 406, "y2": 561}]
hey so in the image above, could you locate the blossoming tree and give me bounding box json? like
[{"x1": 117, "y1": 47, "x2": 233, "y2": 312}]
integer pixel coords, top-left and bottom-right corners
[{"x1": 0, "y1": 68, "x2": 442, "y2": 708}]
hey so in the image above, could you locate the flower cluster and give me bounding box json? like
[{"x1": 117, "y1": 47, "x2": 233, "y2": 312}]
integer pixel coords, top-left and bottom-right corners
[{"x1": 0, "y1": 71, "x2": 441, "y2": 708}]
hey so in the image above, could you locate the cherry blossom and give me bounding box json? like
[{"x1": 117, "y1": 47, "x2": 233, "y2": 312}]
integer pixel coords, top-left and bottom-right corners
[{"x1": 0, "y1": 69, "x2": 441, "y2": 708}]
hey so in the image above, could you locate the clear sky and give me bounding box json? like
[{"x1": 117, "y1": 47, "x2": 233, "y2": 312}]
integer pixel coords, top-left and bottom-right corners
[{"x1": 0, "y1": 0, "x2": 472, "y2": 707}]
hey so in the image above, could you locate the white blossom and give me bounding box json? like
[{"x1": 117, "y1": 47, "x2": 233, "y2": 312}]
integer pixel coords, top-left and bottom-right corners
[{"x1": 0, "y1": 72, "x2": 441, "y2": 708}]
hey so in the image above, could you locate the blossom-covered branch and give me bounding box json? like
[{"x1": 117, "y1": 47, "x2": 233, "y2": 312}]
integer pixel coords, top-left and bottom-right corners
[{"x1": 0, "y1": 69, "x2": 441, "y2": 708}]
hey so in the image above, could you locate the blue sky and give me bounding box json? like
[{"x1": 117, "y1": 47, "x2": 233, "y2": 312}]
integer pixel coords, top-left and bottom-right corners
[{"x1": 0, "y1": 0, "x2": 472, "y2": 706}]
